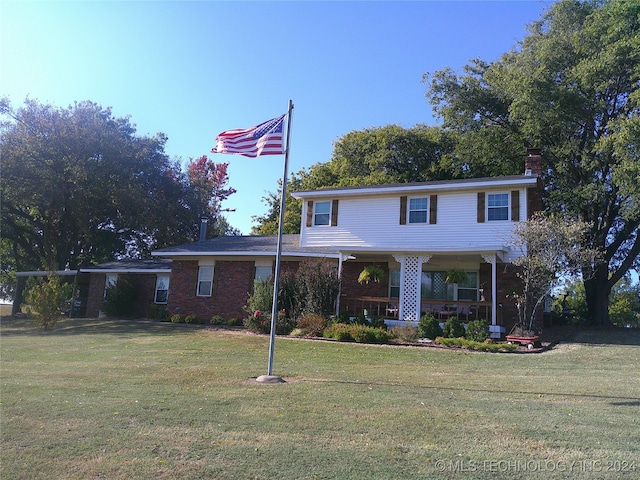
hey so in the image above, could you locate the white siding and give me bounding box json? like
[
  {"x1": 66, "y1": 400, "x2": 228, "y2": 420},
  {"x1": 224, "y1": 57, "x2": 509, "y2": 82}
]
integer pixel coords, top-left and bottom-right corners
[{"x1": 300, "y1": 188, "x2": 526, "y2": 252}]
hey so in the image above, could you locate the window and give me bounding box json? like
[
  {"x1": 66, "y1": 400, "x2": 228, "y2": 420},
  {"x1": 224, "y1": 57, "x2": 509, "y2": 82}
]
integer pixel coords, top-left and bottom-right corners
[
  {"x1": 420, "y1": 271, "x2": 478, "y2": 301},
  {"x1": 457, "y1": 272, "x2": 478, "y2": 301},
  {"x1": 255, "y1": 266, "x2": 273, "y2": 282},
  {"x1": 487, "y1": 193, "x2": 509, "y2": 221},
  {"x1": 389, "y1": 270, "x2": 400, "y2": 298},
  {"x1": 197, "y1": 266, "x2": 214, "y2": 297},
  {"x1": 104, "y1": 274, "x2": 117, "y2": 299},
  {"x1": 154, "y1": 275, "x2": 170, "y2": 304},
  {"x1": 408, "y1": 197, "x2": 428, "y2": 224},
  {"x1": 314, "y1": 201, "x2": 331, "y2": 226}
]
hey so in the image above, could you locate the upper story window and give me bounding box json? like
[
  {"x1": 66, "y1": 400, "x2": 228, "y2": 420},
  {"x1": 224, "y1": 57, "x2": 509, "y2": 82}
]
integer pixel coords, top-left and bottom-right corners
[
  {"x1": 409, "y1": 197, "x2": 429, "y2": 224},
  {"x1": 197, "y1": 265, "x2": 214, "y2": 297},
  {"x1": 314, "y1": 201, "x2": 331, "y2": 226},
  {"x1": 487, "y1": 193, "x2": 509, "y2": 221},
  {"x1": 154, "y1": 275, "x2": 170, "y2": 304}
]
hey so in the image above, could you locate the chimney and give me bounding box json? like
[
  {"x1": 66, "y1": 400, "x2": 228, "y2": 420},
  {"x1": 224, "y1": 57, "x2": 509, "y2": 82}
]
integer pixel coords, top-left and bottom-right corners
[
  {"x1": 525, "y1": 148, "x2": 542, "y2": 176},
  {"x1": 199, "y1": 216, "x2": 208, "y2": 243}
]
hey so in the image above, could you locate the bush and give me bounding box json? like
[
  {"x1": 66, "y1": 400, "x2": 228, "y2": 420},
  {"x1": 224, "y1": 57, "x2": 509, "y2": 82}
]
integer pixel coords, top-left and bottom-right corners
[
  {"x1": 244, "y1": 310, "x2": 296, "y2": 335},
  {"x1": 465, "y1": 319, "x2": 490, "y2": 342},
  {"x1": 417, "y1": 314, "x2": 443, "y2": 339},
  {"x1": 297, "y1": 313, "x2": 328, "y2": 337},
  {"x1": 391, "y1": 323, "x2": 420, "y2": 343},
  {"x1": 210, "y1": 315, "x2": 225, "y2": 325},
  {"x1": 148, "y1": 304, "x2": 169, "y2": 320},
  {"x1": 24, "y1": 274, "x2": 73, "y2": 329},
  {"x1": 183, "y1": 314, "x2": 200, "y2": 324},
  {"x1": 323, "y1": 323, "x2": 392, "y2": 343},
  {"x1": 170, "y1": 314, "x2": 182, "y2": 323},
  {"x1": 442, "y1": 316, "x2": 465, "y2": 338},
  {"x1": 103, "y1": 276, "x2": 139, "y2": 318},
  {"x1": 435, "y1": 337, "x2": 518, "y2": 352}
]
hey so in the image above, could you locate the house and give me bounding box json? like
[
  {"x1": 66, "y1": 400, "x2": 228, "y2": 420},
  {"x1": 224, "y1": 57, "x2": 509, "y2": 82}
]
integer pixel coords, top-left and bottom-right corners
[
  {"x1": 82, "y1": 259, "x2": 172, "y2": 318},
  {"x1": 148, "y1": 150, "x2": 543, "y2": 337}
]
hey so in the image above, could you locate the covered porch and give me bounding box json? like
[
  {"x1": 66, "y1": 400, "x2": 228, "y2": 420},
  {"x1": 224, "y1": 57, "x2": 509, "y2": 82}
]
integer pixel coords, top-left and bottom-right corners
[{"x1": 336, "y1": 248, "x2": 511, "y2": 338}]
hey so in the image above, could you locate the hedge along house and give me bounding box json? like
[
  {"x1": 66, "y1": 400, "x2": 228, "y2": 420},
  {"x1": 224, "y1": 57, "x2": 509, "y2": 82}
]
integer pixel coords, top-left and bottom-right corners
[
  {"x1": 151, "y1": 235, "x2": 341, "y2": 322},
  {"x1": 291, "y1": 150, "x2": 544, "y2": 338},
  {"x1": 150, "y1": 151, "x2": 543, "y2": 337}
]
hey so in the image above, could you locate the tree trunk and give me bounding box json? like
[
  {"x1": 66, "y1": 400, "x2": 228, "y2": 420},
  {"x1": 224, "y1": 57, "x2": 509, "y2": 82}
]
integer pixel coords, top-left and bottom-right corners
[{"x1": 583, "y1": 265, "x2": 612, "y2": 327}]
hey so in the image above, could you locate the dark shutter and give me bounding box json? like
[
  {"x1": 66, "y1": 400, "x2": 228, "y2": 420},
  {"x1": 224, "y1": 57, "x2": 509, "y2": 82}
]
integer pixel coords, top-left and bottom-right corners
[
  {"x1": 331, "y1": 199, "x2": 339, "y2": 226},
  {"x1": 306, "y1": 200, "x2": 314, "y2": 227},
  {"x1": 477, "y1": 192, "x2": 485, "y2": 223},
  {"x1": 511, "y1": 190, "x2": 520, "y2": 221},
  {"x1": 429, "y1": 195, "x2": 438, "y2": 224},
  {"x1": 400, "y1": 196, "x2": 407, "y2": 225}
]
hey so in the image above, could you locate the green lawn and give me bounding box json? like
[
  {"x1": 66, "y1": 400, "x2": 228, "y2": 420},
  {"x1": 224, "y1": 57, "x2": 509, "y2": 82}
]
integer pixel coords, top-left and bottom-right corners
[{"x1": 1, "y1": 317, "x2": 639, "y2": 479}]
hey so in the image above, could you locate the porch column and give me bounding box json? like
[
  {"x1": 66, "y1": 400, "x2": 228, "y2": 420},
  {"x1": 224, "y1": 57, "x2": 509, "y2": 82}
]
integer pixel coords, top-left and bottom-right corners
[
  {"x1": 393, "y1": 254, "x2": 431, "y2": 322},
  {"x1": 335, "y1": 252, "x2": 352, "y2": 316},
  {"x1": 482, "y1": 254, "x2": 497, "y2": 326}
]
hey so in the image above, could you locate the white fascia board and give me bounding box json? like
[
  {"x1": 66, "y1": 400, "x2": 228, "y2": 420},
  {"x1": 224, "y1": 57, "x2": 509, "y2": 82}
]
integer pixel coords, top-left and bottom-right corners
[
  {"x1": 152, "y1": 251, "x2": 341, "y2": 259},
  {"x1": 332, "y1": 245, "x2": 511, "y2": 255},
  {"x1": 292, "y1": 176, "x2": 539, "y2": 199},
  {"x1": 16, "y1": 270, "x2": 80, "y2": 277},
  {"x1": 80, "y1": 268, "x2": 172, "y2": 274}
]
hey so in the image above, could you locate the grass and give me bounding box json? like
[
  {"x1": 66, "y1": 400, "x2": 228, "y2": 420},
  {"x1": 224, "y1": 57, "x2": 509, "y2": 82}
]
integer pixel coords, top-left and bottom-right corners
[{"x1": 1, "y1": 317, "x2": 639, "y2": 479}]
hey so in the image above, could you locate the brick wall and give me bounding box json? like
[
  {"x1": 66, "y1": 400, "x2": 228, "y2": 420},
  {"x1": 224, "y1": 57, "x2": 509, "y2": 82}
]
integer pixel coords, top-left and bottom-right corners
[
  {"x1": 166, "y1": 259, "x2": 303, "y2": 322},
  {"x1": 86, "y1": 273, "x2": 106, "y2": 317},
  {"x1": 85, "y1": 273, "x2": 159, "y2": 318},
  {"x1": 340, "y1": 262, "x2": 390, "y2": 298}
]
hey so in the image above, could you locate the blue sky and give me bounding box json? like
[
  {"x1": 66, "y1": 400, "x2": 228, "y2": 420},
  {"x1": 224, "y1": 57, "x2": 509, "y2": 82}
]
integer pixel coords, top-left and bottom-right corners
[{"x1": 1, "y1": 0, "x2": 554, "y2": 235}]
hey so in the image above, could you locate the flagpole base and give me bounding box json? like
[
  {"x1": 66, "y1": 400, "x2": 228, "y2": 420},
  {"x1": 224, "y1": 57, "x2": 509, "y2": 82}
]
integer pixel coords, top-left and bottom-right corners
[{"x1": 256, "y1": 375, "x2": 285, "y2": 384}]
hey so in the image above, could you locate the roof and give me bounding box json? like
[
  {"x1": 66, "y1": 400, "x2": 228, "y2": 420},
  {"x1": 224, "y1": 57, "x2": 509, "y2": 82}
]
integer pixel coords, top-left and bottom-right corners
[
  {"x1": 80, "y1": 259, "x2": 172, "y2": 274},
  {"x1": 292, "y1": 174, "x2": 540, "y2": 199},
  {"x1": 152, "y1": 234, "x2": 341, "y2": 258}
]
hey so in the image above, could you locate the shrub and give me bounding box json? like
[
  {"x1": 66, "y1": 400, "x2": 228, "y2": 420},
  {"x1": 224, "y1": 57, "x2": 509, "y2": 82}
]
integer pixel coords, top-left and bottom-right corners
[
  {"x1": 465, "y1": 319, "x2": 490, "y2": 342},
  {"x1": 148, "y1": 304, "x2": 169, "y2": 320},
  {"x1": 391, "y1": 323, "x2": 420, "y2": 343},
  {"x1": 417, "y1": 314, "x2": 442, "y2": 339},
  {"x1": 225, "y1": 318, "x2": 243, "y2": 327},
  {"x1": 322, "y1": 323, "x2": 392, "y2": 343},
  {"x1": 434, "y1": 337, "x2": 518, "y2": 352},
  {"x1": 297, "y1": 313, "x2": 328, "y2": 337},
  {"x1": 170, "y1": 314, "x2": 182, "y2": 323},
  {"x1": 103, "y1": 276, "x2": 139, "y2": 318},
  {"x1": 244, "y1": 310, "x2": 295, "y2": 335},
  {"x1": 297, "y1": 258, "x2": 340, "y2": 317},
  {"x1": 210, "y1": 315, "x2": 225, "y2": 325},
  {"x1": 24, "y1": 274, "x2": 73, "y2": 329},
  {"x1": 442, "y1": 316, "x2": 465, "y2": 338},
  {"x1": 244, "y1": 310, "x2": 270, "y2": 334},
  {"x1": 368, "y1": 315, "x2": 387, "y2": 330},
  {"x1": 183, "y1": 314, "x2": 199, "y2": 324},
  {"x1": 323, "y1": 323, "x2": 353, "y2": 341}
]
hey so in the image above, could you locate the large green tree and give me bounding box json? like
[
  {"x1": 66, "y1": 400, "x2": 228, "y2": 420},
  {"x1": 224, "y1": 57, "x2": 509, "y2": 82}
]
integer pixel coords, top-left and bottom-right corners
[
  {"x1": 425, "y1": 0, "x2": 640, "y2": 326},
  {"x1": 252, "y1": 125, "x2": 457, "y2": 234},
  {"x1": 0, "y1": 99, "x2": 236, "y2": 292}
]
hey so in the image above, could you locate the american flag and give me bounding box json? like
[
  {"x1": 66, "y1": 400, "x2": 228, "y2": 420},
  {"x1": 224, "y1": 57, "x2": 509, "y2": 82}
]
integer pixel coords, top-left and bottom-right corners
[{"x1": 211, "y1": 114, "x2": 286, "y2": 157}]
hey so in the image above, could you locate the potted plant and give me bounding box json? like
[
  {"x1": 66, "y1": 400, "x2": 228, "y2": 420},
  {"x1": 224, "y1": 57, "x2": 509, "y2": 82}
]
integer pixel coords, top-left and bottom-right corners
[
  {"x1": 444, "y1": 268, "x2": 467, "y2": 285},
  {"x1": 358, "y1": 265, "x2": 385, "y2": 285}
]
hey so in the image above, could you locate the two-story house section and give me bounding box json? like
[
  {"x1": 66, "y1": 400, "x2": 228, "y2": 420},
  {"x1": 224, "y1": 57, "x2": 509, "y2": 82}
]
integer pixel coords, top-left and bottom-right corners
[{"x1": 292, "y1": 153, "x2": 543, "y2": 336}]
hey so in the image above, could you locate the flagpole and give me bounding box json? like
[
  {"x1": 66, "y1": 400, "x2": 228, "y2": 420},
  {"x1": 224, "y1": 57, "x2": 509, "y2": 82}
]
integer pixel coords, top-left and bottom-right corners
[{"x1": 258, "y1": 100, "x2": 293, "y2": 383}]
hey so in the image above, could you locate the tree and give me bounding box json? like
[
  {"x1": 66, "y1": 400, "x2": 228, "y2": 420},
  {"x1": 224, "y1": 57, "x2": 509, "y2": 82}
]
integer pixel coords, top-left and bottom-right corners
[
  {"x1": 24, "y1": 274, "x2": 73, "y2": 329},
  {"x1": 425, "y1": 0, "x2": 640, "y2": 325},
  {"x1": 252, "y1": 125, "x2": 458, "y2": 234},
  {"x1": 509, "y1": 213, "x2": 600, "y2": 332},
  {"x1": 1, "y1": 99, "x2": 238, "y2": 298},
  {"x1": 186, "y1": 155, "x2": 240, "y2": 236}
]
